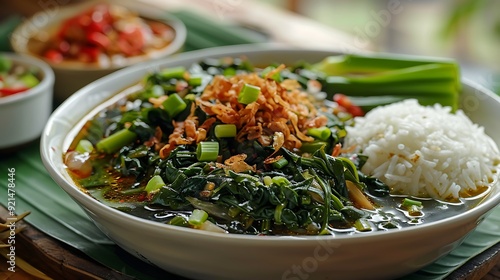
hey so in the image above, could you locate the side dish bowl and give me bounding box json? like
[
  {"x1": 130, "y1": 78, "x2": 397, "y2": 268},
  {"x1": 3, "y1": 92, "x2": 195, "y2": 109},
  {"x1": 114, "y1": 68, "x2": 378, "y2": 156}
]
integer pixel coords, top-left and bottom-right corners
[
  {"x1": 0, "y1": 52, "x2": 54, "y2": 153},
  {"x1": 40, "y1": 45, "x2": 500, "y2": 280},
  {"x1": 11, "y1": 0, "x2": 186, "y2": 102}
]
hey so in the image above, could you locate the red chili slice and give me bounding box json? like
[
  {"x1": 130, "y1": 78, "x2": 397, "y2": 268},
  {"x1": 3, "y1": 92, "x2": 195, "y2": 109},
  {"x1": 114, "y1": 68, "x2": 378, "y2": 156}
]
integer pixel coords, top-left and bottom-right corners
[
  {"x1": 79, "y1": 47, "x2": 101, "y2": 63},
  {"x1": 46, "y1": 4, "x2": 155, "y2": 63},
  {"x1": 333, "y1": 94, "x2": 364, "y2": 117},
  {"x1": 44, "y1": 49, "x2": 64, "y2": 63},
  {"x1": 118, "y1": 27, "x2": 145, "y2": 56},
  {"x1": 347, "y1": 105, "x2": 364, "y2": 117},
  {"x1": 87, "y1": 32, "x2": 110, "y2": 49},
  {"x1": 0, "y1": 87, "x2": 30, "y2": 96}
]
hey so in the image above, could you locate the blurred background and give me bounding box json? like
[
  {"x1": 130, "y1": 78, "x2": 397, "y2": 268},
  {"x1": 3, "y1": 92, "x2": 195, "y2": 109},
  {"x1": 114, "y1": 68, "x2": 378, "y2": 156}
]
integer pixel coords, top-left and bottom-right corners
[
  {"x1": 267, "y1": 0, "x2": 500, "y2": 91},
  {"x1": 2, "y1": 0, "x2": 499, "y2": 92}
]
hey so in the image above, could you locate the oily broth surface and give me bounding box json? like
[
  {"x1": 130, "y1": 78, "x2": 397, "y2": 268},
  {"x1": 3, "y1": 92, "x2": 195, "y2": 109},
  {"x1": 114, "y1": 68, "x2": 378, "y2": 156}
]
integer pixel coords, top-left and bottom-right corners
[{"x1": 122, "y1": 195, "x2": 475, "y2": 235}]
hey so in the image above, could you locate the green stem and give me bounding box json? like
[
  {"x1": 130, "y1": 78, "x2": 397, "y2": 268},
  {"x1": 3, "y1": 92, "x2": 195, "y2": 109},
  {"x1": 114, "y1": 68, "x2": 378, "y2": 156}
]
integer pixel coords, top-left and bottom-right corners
[
  {"x1": 272, "y1": 158, "x2": 289, "y2": 169},
  {"x1": 313, "y1": 174, "x2": 331, "y2": 234},
  {"x1": 96, "y1": 128, "x2": 137, "y2": 154},
  {"x1": 313, "y1": 54, "x2": 459, "y2": 76},
  {"x1": 307, "y1": 127, "x2": 332, "y2": 141},
  {"x1": 196, "y1": 142, "x2": 219, "y2": 162}
]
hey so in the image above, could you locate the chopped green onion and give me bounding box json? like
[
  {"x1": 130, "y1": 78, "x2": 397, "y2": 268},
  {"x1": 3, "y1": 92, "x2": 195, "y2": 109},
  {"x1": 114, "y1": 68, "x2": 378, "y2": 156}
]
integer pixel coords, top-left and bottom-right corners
[
  {"x1": 214, "y1": 124, "x2": 237, "y2": 138},
  {"x1": 261, "y1": 66, "x2": 281, "y2": 81},
  {"x1": 160, "y1": 66, "x2": 186, "y2": 79},
  {"x1": 169, "y1": 216, "x2": 189, "y2": 227},
  {"x1": 263, "y1": 176, "x2": 273, "y2": 186},
  {"x1": 401, "y1": 198, "x2": 423, "y2": 208},
  {"x1": 75, "y1": 139, "x2": 94, "y2": 154},
  {"x1": 188, "y1": 75, "x2": 203, "y2": 86},
  {"x1": 272, "y1": 158, "x2": 289, "y2": 169},
  {"x1": 306, "y1": 127, "x2": 332, "y2": 141},
  {"x1": 184, "y1": 93, "x2": 196, "y2": 101},
  {"x1": 337, "y1": 129, "x2": 347, "y2": 138},
  {"x1": 223, "y1": 67, "x2": 236, "y2": 77},
  {"x1": 0, "y1": 55, "x2": 12, "y2": 72},
  {"x1": 160, "y1": 84, "x2": 176, "y2": 92},
  {"x1": 19, "y1": 73, "x2": 40, "y2": 88},
  {"x1": 272, "y1": 176, "x2": 290, "y2": 186},
  {"x1": 145, "y1": 175, "x2": 166, "y2": 195},
  {"x1": 238, "y1": 83, "x2": 260, "y2": 104},
  {"x1": 196, "y1": 141, "x2": 219, "y2": 162},
  {"x1": 188, "y1": 209, "x2": 209, "y2": 226},
  {"x1": 162, "y1": 93, "x2": 187, "y2": 118},
  {"x1": 96, "y1": 128, "x2": 137, "y2": 154},
  {"x1": 354, "y1": 218, "x2": 372, "y2": 232}
]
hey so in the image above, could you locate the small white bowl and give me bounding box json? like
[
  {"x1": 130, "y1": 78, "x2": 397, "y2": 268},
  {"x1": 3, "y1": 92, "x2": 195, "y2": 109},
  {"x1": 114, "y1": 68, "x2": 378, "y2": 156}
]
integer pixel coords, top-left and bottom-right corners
[
  {"x1": 41, "y1": 45, "x2": 500, "y2": 280},
  {"x1": 10, "y1": 1, "x2": 186, "y2": 102},
  {"x1": 0, "y1": 52, "x2": 54, "y2": 152}
]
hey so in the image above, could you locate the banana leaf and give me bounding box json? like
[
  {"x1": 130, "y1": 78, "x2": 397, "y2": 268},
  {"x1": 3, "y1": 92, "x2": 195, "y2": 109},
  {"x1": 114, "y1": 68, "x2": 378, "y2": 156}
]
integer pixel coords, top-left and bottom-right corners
[{"x1": 0, "y1": 143, "x2": 185, "y2": 279}]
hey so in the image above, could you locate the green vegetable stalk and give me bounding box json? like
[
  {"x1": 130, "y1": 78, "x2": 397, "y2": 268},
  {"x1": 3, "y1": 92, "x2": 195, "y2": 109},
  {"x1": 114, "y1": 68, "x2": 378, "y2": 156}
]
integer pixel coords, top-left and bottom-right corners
[
  {"x1": 311, "y1": 53, "x2": 461, "y2": 112},
  {"x1": 96, "y1": 128, "x2": 137, "y2": 154}
]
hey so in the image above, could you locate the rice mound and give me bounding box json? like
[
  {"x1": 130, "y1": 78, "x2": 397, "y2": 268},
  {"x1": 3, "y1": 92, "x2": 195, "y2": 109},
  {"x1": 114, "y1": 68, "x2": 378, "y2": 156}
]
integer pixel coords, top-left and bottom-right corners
[{"x1": 344, "y1": 99, "x2": 500, "y2": 201}]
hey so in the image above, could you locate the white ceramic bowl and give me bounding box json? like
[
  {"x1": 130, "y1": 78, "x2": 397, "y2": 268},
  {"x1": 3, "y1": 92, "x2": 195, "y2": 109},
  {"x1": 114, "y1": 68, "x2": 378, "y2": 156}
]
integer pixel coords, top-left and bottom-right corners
[
  {"x1": 10, "y1": 1, "x2": 186, "y2": 102},
  {"x1": 40, "y1": 45, "x2": 500, "y2": 280},
  {"x1": 0, "y1": 52, "x2": 54, "y2": 152}
]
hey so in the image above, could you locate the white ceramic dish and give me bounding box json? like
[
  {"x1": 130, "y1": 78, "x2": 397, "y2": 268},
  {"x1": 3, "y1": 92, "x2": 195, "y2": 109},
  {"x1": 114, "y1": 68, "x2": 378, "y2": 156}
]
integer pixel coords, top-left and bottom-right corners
[
  {"x1": 0, "y1": 52, "x2": 54, "y2": 152},
  {"x1": 40, "y1": 45, "x2": 500, "y2": 280},
  {"x1": 10, "y1": 0, "x2": 186, "y2": 102}
]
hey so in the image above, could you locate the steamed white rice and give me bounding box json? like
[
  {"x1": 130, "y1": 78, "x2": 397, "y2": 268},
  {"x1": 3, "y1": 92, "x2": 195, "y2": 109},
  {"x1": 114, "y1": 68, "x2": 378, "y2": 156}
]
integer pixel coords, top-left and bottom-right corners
[{"x1": 344, "y1": 99, "x2": 500, "y2": 201}]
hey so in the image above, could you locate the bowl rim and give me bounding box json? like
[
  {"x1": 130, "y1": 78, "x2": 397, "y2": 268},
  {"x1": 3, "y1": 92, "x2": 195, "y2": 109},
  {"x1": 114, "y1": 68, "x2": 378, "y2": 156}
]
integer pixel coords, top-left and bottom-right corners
[
  {"x1": 41, "y1": 44, "x2": 500, "y2": 243},
  {"x1": 10, "y1": 0, "x2": 187, "y2": 72},
  {"x1": 0, "y1": 52, "x2": 54, "y2": 105}
]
